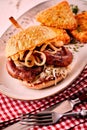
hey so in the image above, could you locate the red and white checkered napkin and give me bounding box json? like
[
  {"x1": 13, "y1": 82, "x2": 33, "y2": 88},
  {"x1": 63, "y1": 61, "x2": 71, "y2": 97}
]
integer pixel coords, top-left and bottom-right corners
[{"x1": 0, "y1": 66, "x2": 87, "y2": 130}]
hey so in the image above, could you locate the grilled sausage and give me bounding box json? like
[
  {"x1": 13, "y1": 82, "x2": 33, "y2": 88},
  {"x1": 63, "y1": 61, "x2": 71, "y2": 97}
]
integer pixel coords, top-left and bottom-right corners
[
  {"x1": 6, "y1": 59, "x2": 43, "y2": 82},
  {"x1": 44, "y1": 47, "x2": 73, "y2": 67}
]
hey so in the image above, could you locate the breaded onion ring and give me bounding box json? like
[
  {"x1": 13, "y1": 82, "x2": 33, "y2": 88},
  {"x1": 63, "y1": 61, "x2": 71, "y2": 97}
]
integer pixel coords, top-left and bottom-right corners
[
  {"x1": 25, "y1": 51, "x2": 34, "y2": 67},
  {"x1": 40, "y1": 44, "x2": 48, "y2": 51},
  {"x1": 49, "y1": 43, "x2": 59, "y2": 51},
  {"x1": 34, "y1": 51, "x2": 46, "y2": 66}
]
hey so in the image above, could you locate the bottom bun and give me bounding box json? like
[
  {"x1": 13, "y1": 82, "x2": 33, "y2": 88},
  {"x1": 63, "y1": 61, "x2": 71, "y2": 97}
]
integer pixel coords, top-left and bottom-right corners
[{"x1": 22, "y1": 76, "x2": 64, "y2": 89}]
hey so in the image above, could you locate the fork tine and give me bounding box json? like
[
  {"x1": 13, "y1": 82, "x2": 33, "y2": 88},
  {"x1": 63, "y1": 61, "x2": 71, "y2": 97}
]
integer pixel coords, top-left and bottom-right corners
[
  {"x1": 20, "y1": 112, "x2": 54, "y2": 126},
  {"x1": 20, "y1": 121, "x2": 53, "y2": 126},
  {"x1": 22, "y1": 112, "x2": 52, "y2": 120},
  {"x1": 21, "y1": 116, "x2": 53, "y2": 123},
  {"x1": 31, "y1": 111, "x2": 52, "y2": 116},
  {"x1": 30, "y1": 114, "x2": 52, "y2": 119},
  {"x1": 21, "y1": 117, "x2": 52, "y2": 122},
  {"x1": 20, "y1": 119, "x2": 53, "y2": 126}
]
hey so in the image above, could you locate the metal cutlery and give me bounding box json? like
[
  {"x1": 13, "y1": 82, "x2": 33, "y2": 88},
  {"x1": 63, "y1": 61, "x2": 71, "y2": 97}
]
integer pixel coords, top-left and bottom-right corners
[
  {"x1": 2, "y1": 109, "x2": 87, "y2": 130},
  {"x1": 1, "y1": 90, "x2": 87, "y2": 129},
  {"x1": 20, "y1": 109, "x2": 87, "y2": 126},
  {"x1": 45, "y1": 90, "x2": 87, "y2": 113}
]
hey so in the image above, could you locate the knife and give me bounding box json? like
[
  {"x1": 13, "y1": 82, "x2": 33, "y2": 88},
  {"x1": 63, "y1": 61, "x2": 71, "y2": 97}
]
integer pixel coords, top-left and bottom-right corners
[
  {"x1": 46, "y1": 91, "x2": 87, "y2": 113},
  {"x1": 2, "y1": 91, "x2": 87, "y2": 130}
]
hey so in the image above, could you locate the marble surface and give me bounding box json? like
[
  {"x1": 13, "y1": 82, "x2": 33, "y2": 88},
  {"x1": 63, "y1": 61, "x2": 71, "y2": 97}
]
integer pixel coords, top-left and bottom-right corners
[
  {"x1": 0, "y1": 0, "x2": 87, "y2": 37},
  {"x1": 0, "y1": 0, "x2": 47, "y2": 36}
]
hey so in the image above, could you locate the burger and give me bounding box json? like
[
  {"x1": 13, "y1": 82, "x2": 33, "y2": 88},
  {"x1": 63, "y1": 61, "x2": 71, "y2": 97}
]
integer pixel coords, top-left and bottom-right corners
[{"x1": 5, "y1": 25, "x2": 73, "y2": 89}]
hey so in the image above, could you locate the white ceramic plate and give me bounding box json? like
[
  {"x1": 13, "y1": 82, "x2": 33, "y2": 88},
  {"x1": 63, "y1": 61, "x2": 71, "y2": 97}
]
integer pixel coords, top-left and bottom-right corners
[{"x1": 0, "y1": 0, "x2": 87, "y2": 100}]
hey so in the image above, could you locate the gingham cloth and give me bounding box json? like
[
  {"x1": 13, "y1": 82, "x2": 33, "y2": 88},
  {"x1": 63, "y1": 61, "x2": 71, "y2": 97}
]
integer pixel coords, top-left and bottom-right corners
[{"x1": 0, "y1": 66, "x2": 87, "y2": 130}]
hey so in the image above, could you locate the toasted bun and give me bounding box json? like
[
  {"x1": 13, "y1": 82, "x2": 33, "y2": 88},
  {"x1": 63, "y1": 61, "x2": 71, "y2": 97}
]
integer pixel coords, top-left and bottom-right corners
[
  {"x1": 23, "y1": 75, "x2": 64, "y2": 89},
  {"x1": 6, "y1": 25, "x2": 70, "y2": 57}
]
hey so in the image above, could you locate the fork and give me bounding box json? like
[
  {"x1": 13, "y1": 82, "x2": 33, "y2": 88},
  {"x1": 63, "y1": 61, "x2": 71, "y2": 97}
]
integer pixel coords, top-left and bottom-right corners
[{"x1": 20, "y1": 109, "x2": 87, "y2": 126}]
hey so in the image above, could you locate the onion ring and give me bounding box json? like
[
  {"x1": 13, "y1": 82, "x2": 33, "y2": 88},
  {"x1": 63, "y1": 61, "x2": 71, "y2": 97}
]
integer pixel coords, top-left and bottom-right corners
[
  {"x1": 52, "y1": 41, "x2": 64, "y2": 47},
  {"x1": 25, "y1": 51, "x2": 34, "y2": 67},
  {"x1": 34, "y1": 51, "x2": 46, "y2": 66},
  {"x1": 19, "y1": 51, "x2": 24, "y2": 60},
  {"x1": 40, "y1": 44, "x2": 48, "y2": 51}
]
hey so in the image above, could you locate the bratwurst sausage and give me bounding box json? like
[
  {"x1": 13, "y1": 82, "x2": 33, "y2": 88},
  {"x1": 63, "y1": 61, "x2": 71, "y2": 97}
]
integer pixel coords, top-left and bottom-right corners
[
  {"x1": 44, "y1": 46, "x2": 73, "y2": 67},
  {"x1": 6, "y1": 59, "x2": 43, "y2": 82},
  {"x1": 6, "y1": 47, "x2": 73, "y2": 82}
]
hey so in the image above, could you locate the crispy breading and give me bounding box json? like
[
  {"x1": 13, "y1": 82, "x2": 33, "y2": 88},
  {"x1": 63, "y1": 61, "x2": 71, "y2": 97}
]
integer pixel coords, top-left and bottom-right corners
[
  {"x1": 36, "y1": 1, "x2": 77, "y2": 30},
  {"x1": 49, "y1": 28, "x2": 70, "y2": 46},
  {"x1": 71, "y1": 11, "x2": 87, "y2": 43}
]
